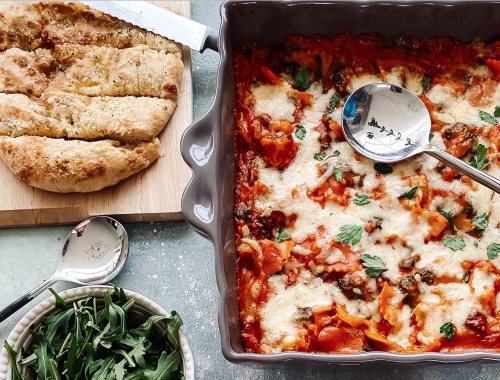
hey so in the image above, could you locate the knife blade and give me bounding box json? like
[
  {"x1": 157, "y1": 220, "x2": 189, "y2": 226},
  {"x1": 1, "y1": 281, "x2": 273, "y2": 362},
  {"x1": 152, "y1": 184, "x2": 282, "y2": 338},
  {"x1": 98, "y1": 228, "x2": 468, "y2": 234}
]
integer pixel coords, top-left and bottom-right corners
[{"x1": 80, "y1": 1, "x2": 218, "y2": 52}]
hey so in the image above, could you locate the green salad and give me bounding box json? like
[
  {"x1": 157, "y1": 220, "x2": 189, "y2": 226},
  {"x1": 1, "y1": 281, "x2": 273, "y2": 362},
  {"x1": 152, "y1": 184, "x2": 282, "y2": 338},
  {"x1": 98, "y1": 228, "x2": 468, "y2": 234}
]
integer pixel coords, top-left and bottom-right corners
[{"x1": 4, "y1": 287, "x2": 185, "y2": 380}]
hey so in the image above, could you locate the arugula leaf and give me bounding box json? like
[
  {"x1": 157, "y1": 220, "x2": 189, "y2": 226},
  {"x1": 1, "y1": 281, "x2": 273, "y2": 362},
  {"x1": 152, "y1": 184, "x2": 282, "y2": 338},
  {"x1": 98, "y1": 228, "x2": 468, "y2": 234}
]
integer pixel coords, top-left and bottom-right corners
[
  {"x1": 469, "y1": 144, "x2": 489, "y2": 170},
  {"x1": 487, "y1": 243, "x2": 500, "y2": 259},
  {"x1": 113, "y1": 361, "x2": 127, "y2": 380},
  {"x1": 130, "y1": 316, "x2": 167, "y2": 338},
  {"x1": 314, "y1": 152, "x2": 326, "y2": 161},
  {"x1": 143, "y1": 352, "x2": 180, "y2": 380},
  {"x1": 295, "y1": 125, "x2": 306, "y2": 140},
  {"x1": 336, "y1": 225, "x2": 363, "y2": 245},
  {"x1": 479, "y1": 110, "x2": 498, "y2": 125},
  {"x1": 123, "y1": 369, "x2": 146, "y2": 380},
  {"x1": 422, "y1": 74, "x2": 432, "y2": 94},
  {"x1": 429, "y1": 133, "x2": 434, "y2": 142},
  {"x1": 442, "y1": 236, "x2": 466, "y2": 251},
  {"x1": 401, "y1": 186, "x2": 419, "y2": 200},
  {"x1": 333, "y1": 167, "x2": 342, "y2": 181},
  {"x1": 463, "y1": 273, "x2": 470, "y2": 283},
  {"x1": 472, "y1": 213, "x2": 489, "y2": 230},
  {"x1": 164, "y1": 312, "x2": 183, "y2": 351},
  {"x1": 30, "y1": 330, "x2": 51, "y2": 380},
  {"x1": 90, "y1": 355, "x2": 117, "y2": 380},
  {"x1": 4, "y1": 341, "x2": 23, "y2": 380},
  {"x1": 65, "y1": 334, "x2": 83, "y2": 380},
  {"x1": 374, "y1": 162, "x2": 393, "y2": 174},
  {"x1": 44, "y1": 308, "x2": 75, "y2": 349},
  {"x1": 102, "y1": 304, "x2": 126, "y2": 344},
  {"x1": 170, "y1": 371, "x2": 186, "y2": 380},
  {"x1": 360, "y1": 254, "x2": 388, "y2": 278},
  {"x1": 333, "y1": 150, "x2": 340, "y2": 157},
  {"x1": 294, "y1": 68, "x2": 311, "y2": 91},
  {"x1": 329, "y1": 93, "x2": 340, "y2": 109},
  {"x1": 440, "y1": 322, "x2": 454, "y2": 341},
  {"x1": 48, "y1": 359, "x2": 62, "y2": 380},
  {"x1": 353, "y1": 194, "x2": 371, "y2": 205},
  {"x1": 275, "y1": 230, "x2": 291, "y2": 243},
  {"x1": 437, "y1": 207, "x2": 458, "y2": 232},
  {"x1": 49, "y1": 288, "x2": 67, "y2": 309},
  {"x1": 495, "y1": 105, "x2": 500, "y2": 118}
]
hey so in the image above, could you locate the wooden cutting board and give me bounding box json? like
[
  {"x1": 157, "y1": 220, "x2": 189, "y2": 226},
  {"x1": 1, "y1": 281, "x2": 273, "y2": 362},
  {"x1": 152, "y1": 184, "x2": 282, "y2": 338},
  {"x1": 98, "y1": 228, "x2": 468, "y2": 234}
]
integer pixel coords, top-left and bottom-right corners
[{"x1": 0, "y1": 1, "x2": 192, "y2": 228}]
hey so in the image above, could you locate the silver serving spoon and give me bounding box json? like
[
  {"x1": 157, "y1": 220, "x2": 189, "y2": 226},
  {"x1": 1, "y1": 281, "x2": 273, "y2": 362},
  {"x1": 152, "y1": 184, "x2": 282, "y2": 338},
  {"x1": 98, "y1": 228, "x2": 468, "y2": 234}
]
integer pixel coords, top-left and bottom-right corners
[
  {"x1": 0, "y1": 216, "x2": 128, "y2": 322},
  {"x1": 342, "y1": 83, "x2": 500, "y2": 193}
]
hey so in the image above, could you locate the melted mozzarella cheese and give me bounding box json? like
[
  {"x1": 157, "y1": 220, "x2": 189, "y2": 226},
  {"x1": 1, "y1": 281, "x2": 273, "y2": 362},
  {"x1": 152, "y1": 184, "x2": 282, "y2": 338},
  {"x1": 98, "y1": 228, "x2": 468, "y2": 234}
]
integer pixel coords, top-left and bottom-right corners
[{"x1": 252, "y1": 82, "x2": 296, "y2": 122}]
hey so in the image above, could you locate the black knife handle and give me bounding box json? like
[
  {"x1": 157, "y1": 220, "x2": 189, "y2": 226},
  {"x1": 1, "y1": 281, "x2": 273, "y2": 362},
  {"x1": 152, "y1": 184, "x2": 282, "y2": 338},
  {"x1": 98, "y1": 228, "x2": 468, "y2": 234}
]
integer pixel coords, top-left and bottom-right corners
[{"x1": 201, "y1": 25, "x2": 219, "y2": 53}]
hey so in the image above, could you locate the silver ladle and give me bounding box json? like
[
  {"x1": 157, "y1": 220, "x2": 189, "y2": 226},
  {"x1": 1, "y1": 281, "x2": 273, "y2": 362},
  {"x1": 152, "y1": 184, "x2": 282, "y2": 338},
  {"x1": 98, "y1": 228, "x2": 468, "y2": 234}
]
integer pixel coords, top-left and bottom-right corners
[
  {"x1": 0, "y1": 216, "x2": 128, "y2": 322},
  {"x1": 342, "y1": 83, "x2": 500, "y2": 193}
]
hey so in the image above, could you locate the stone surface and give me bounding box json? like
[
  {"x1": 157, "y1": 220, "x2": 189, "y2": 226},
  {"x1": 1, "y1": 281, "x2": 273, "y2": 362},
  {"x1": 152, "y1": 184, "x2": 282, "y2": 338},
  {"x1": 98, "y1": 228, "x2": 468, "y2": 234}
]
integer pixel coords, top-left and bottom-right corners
[{"x1": 1, "y1": 2, "x2": 500, "y2": 379}]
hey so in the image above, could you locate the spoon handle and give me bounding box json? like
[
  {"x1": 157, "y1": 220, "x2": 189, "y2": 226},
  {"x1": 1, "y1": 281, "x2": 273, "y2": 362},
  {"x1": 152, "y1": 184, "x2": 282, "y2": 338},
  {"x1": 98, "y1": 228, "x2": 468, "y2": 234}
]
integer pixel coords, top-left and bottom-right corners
[
  {"x1": 426, "y1": 145, "x2": 500, "y2": 193},
  {"x1": 0, "y1": 279, "x2": 57, "y2": 323}
]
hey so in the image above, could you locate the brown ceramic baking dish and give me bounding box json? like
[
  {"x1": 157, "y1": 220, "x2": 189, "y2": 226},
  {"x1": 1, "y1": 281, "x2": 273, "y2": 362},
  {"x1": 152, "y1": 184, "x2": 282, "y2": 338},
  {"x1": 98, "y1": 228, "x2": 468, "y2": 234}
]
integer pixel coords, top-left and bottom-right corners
[{"x1": 181, "y1": 0, "x2": 500, "y2": 365}]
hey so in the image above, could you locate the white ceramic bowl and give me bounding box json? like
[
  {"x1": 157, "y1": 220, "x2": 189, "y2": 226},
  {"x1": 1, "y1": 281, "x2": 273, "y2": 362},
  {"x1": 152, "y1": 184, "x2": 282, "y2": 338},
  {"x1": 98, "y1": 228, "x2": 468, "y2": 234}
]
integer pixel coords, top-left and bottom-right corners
[{"x1": 0, "y1": 286, "x2": 195, "y2": 380}]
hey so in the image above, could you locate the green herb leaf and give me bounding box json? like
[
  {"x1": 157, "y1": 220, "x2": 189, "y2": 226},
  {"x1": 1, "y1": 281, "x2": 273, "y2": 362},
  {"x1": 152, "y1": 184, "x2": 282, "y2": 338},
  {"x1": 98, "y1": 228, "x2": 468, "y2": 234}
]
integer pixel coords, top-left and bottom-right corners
[
  {"x1": 333, "y1": 167, "x2": 342, "y2": 181},
  {"x1": 463, "y1": 273, "x2": 470, "y2": 283},
  {"x1": 469, "y1": 144, "x2": 489, "y2": 170},
  {"x1": 47, "y1": 359, "x2": 62, "y2": 380},
  {"x1": 30, "y1": 330, "x2": 51, "y2": 380},
  {"x1": 130, "y1": 316, "x2": 167, "y2": 338},
  {"x1": 294, "y1": 68, "x2": 311, "y2": 91},
  {"x1": 472, "y1": 213, "x2": 489, "y2": 230},
  {"x1": 48, "y1": 288, "x2": 67, "y2": 309},
  {"x1": 479, "y1": 110, "x2": 498, "y2": 125},
  {"x1": 43, "y1": 308, "x2": 75, "y2": 349},
  {"x1": 4, "y1": 341, "x2": 23, "y2": 380},
  {"x1": 437, "y1": 207, "x2": 458, "y2": 232},
  {"x1": 275, "y1": 230, "x2": 291, "y2": 243},
  {"x1": 401, "y1": 186, "x2": 419, "y2": 200},
  {"x1": 314, "y1": 152, "x2": 326, "y2": 161},
  {"x1": 143, "y1": 351, "x2": 180, "y2": 380},
  {"x1": 429, "y1": 133, "x2": 434, "y2": 142},
  {"x1": 90, "y1": 354, "x2": 117, "y2": 380},
  {"x1": 353, "y1": 194, "x2": 371, "y2": 205},
  {"x1": 440, "y1": 322, "x2": 454, "y2": 341},
  {"x1": 360, "y1": 254, "x2": 388, "y2": 278},
  {"x1": 422, "y1": 74, "x2": 432, "y2": 94},
  {"x1": 442, "y1": 236, "x2": 466, "y2": 251},
  {"x1": 374, "y1": 162, "x2": 393, "y2": 174},
  {"x1": 336, "y1": 225, "x2": 363, "y2": 245},
  {"x1": 164, "y1": 312, "x2": 183, "y2": 351},
  {"x1": 329, "y1": 93, "x2": 340, "y2": 109},
  {"x1": 487, "y1": 243, "x2": 500, "y2": 259},
  {"x1": 474, "y1": 241, "x2": 479, "y2": 247},
  {"x1": 333, "y1": 150, "x2": 340, "y2": 157},
  {"x1": 295, "y1": 125, "x2": 306, "y2": 140},
  {"x1": 495, "y1": 105, "x2": 500, "y2": 118}
]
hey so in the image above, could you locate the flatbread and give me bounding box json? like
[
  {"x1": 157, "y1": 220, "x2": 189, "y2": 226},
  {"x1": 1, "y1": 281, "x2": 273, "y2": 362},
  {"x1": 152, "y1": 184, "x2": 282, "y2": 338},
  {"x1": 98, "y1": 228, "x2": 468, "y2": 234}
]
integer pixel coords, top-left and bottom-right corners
[
  {"x1": 0, "y1": 92, "x2": 176, "y2": 143},
  {"x1": 0, "y1": 136, "x2": 161, "y2": 193},
  {"x1": 0, "y1": 2, "x2": 43, "y2": 51}
]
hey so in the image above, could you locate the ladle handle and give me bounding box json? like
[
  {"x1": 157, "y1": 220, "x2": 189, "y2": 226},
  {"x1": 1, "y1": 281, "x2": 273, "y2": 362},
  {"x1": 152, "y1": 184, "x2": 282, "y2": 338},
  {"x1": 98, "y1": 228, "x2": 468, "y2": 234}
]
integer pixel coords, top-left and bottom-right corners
[
  {"x1": 426, "y1": 145, "x2": 500, "y2": 193},
  {"x1": 0, "y1": 279, "x2": 57, "y2": 323}
]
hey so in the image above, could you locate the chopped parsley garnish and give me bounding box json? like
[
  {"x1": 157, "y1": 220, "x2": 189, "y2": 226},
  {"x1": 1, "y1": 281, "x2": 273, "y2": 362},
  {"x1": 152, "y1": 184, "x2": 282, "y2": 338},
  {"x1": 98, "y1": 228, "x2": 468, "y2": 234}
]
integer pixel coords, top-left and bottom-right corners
[
  {"x1": 360, "y1": 254, "x2": 388, "y2": 278},
  {"x1": 479, "y1": 110, "x2": 498, "y2": 125},
  {"x1": 353, "y1": 194, "x2": 371, "y2": 205},
  {"x1": 275, "y1": 230, "x2": 291, "y2": 243},
  {"x1": 469, "y1": 144, "x2": 489, "y2": 170},
  {"x1": 487, "y1": 243, "x2": 500, "y2": 259},
  {"x1": 374, "y1": 162, "x2": 393, "y2": 174},
  {"x1": 442, "y1": 236, "x2": 466, "y2": 251},
  {"x1": 495, "y1": 105, "x2": 500, "y2": 118},
  {"x1": 440, "y1": 322, "x2": 454, "y2": 341},
  {"x1": 329, "y1": 93, "x2": 340, "y2": 109},
  {"x1": 422, "y1": 74, "x2": 432, "y2": 94},
  {"x1": 333, "y1": 167, "x2": 342, "y2": 181},
  {"x1": 401, "y1": 186, "x2": 419, "y2": 200},
  {"x1": 336, "y1": 224, "x2": 363, "y2": 245},
  {"x1": 314, "y1": 152, "x2": 327, "y2": 161},
  {"x1": 294, "y1": 68, "x2": 311, "y2": 91},
  {"x1": 472, "y1": 213, "x2": 489, "y2": 230},
  {"x1": 463, "y1": 273, "x2": 470, "y2": 283},
  {"x1": 474, "y1": 241, "x2": 479, "y2": 248},
  {"x1": 429, "y1": 133, "x2": 434, "y2": 142},
  {"x1": 295, "y1": 125, "x2": 306, "y2": 140},
  {"x1": 437, "y1": 207, "x2": 458, "y2": 232},
  {"x1": 333, "y1": 150, "x2": 340, "y2": 157}
]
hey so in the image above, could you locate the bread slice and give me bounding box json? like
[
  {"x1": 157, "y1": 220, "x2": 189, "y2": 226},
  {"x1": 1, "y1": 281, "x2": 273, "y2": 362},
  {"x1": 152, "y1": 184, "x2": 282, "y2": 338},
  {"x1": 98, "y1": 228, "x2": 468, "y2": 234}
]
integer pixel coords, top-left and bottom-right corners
[
  {"x1": 0, "y1": 92, "x2": 175, "y2": 143},
  {"x1": 0, "y1": 2, "x2": 43, "y2": 51},
  {"x1": 0, "y1": 135, "x2": 161, "y2": 193}
]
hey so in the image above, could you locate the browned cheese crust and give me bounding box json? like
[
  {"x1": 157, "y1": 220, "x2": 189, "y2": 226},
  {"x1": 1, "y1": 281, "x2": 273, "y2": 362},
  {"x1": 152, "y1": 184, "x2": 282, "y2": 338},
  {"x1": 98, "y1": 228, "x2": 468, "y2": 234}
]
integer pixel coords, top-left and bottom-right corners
[{"x1": 0, "y1": 135, "x2": 161, "y2": 193}]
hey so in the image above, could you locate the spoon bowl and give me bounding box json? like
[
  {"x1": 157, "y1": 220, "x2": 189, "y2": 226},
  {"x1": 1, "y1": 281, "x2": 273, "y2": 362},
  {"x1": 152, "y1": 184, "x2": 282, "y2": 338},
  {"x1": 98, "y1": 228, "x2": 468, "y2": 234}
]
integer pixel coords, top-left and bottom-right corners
[
  {"x1": 342, "y1": 83, "x2": 500, "y2": 193},
  {"x1": 0, "y1": 216, "x2": 128, "y2": 323}
]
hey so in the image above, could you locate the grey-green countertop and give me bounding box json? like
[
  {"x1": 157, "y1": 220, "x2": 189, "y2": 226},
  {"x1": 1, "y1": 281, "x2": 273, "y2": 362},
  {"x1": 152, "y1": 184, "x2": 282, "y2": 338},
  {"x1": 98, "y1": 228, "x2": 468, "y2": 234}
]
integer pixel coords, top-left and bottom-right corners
[{"x1": 1, "y1": 2, "x2": 500, "y2": 379}]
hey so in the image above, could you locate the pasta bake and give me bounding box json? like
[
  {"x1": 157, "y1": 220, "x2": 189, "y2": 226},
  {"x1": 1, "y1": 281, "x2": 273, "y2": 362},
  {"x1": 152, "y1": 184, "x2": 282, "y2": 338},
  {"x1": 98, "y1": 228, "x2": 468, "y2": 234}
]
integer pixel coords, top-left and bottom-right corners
[{"x1": 234, "y1": 32, "x2": 500, "y2": 354}]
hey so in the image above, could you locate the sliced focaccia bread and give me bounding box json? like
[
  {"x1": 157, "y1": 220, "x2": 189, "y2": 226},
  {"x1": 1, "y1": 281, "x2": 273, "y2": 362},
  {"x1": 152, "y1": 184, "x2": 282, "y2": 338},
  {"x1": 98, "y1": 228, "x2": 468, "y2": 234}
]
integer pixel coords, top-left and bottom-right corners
[
  {"x1": 0, "y1": 135, "x2": 161, "y2": 193},
  {"x1": 0, "y1": 2, "x2": 43, "y2": 51},
  {"x1": 0, "y1": 92, "x2": 175, "y2": 143}
]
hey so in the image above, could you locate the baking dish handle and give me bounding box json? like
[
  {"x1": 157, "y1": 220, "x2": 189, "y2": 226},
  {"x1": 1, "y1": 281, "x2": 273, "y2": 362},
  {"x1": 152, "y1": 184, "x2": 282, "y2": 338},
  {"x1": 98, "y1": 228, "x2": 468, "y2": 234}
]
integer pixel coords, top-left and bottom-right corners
[{"x1": 180, "y1": 109, "x2": 218, "y2": 242}]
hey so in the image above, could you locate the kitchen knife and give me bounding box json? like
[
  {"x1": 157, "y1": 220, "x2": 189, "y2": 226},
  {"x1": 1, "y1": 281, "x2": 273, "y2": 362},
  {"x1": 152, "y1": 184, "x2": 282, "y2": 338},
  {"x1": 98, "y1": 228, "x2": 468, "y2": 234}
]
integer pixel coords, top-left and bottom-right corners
[{"x1": 79, "y1": 1, "x2": 218, "y2": 52}]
